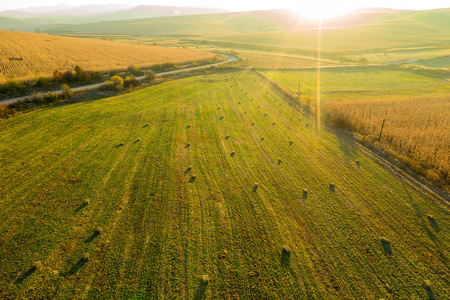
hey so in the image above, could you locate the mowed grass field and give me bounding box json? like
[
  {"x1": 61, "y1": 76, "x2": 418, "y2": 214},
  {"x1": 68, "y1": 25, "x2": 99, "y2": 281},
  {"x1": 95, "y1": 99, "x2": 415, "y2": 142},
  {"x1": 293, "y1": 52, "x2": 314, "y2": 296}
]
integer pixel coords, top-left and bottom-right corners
[
  {"x1": 263, "y1": 67, "x2": 450, "y2": 101},
  {"x1": 0, "y1": 30, "x2": 215, "y2": 83},
  {"x1": 0, "y1": 70, "x2": 449, "y2": 299}
]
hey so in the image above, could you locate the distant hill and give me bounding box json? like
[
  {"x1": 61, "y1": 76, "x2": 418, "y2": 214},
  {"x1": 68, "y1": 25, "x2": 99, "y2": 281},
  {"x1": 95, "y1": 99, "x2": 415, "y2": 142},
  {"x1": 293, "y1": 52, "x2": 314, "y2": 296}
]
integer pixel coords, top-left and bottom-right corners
[{"x1": 1, "y1": 4, "x2": 132, "y2": 17}]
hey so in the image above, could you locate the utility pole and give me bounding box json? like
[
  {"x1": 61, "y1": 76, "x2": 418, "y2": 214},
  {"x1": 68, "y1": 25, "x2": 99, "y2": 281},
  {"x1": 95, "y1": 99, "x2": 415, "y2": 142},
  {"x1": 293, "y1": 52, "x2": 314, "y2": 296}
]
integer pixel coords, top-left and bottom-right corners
[{"x1": 379, "y1": 119, "x2": 386, "y2": 141}]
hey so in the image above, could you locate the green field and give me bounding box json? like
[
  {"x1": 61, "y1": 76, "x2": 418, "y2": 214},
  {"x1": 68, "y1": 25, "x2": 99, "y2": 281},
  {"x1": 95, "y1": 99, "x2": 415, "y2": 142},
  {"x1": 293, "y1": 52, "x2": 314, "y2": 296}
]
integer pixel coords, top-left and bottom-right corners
[
  {"x1": 262, "y1": 67, "x2": 450, "y2": 101},
  {"x1": 1, "y1": 70, "x2": 448, "y2": 299}
]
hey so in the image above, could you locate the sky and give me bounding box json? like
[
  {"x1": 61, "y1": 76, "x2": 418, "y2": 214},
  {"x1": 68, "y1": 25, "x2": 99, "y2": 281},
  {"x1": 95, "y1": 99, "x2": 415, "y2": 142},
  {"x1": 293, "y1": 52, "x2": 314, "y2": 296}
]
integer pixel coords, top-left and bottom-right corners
[{"x1": 1, "y1": 0, "x2": 449, "y2": 17}]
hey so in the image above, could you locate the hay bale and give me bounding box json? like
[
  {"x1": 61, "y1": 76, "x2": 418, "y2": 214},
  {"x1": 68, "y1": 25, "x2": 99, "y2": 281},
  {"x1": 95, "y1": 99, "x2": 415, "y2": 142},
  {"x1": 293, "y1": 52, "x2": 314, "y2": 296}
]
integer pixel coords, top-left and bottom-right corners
[
  {"x1": 94, "y1": 227, "x2": 102, "y2": 234},
  {"x1": 119, "y1": 142, "x2": 124, "y2": 146},
  {"x1": 202, "y1": 275, "x2": 209, "y2": 285},
  {"x1": 289, "y1": 140, "x2": 293, "y2": 146},
  {"x1": 277, "y1": 158, "x2": 282, "y2": 164},
  {"x1": 261, "y1": 137, "x2": 264, "y2": 141},
  {"x1": 244, "y1": 111, "x2": 247, "y2": 114},
  {"x1": 423, "y1": 280, "x2": 431, "y2": 289},
  {"x1": 231, "y1": 151, "x2": 236, "y2": 157},
  {"x1": 136, "y1": 138, "x2": 141, "y2": 142},
  {"x1": 272, "y1": 123, "x2": 276, "y2": 126},
  {"x1": 82, "y1": 253, "x2": 90, "y2": 261},
  {"x1": 305, "y1": 124, "x2": 309, "y2": 128},
  {"x1": 303, "y1": 189, "x2": 308, "y2": 199},
  {"x1": 238, "y1": 102, "x2": 241, "y2": 104},
  {"x1": 218, "y1": 107, "x2": 221, "y2": 110},
  {"x1": 282, "y1": 245, "x2": 290, "y2": 255},
  {"x1": 355, "y1": 159, "x2": 360, "y2": 167},
  {"x1": 225, "y1": 135, "x2": 230, "y2": 140},
  {"x1": 31, "y1": 261, "x2": 42, "y2": 270},
  {"x1": 251, "y1": 122, "x2": 255, "y2": 126},
  {"x1": 253, "y1": 183, "x2": 259, "y2": 192},
  {"x1": 329, "y1": 183, "x2": 335, "y2": 192},
  {"x1": 84, "y1": 199, "x2": 90, "y2": 205},
  {"x1": 427, "y1": 214, "x2": 435, "y2": 222},
  {"x1": 264, "y1": 113, "x2": 267, "y2": 117}
]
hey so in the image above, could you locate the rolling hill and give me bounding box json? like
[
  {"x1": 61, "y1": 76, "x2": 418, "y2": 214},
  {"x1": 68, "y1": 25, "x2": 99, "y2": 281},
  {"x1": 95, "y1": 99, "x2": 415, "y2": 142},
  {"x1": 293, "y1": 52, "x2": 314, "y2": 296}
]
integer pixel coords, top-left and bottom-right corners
[
  {"x1": 0, "y1": 70, "x2": 448, "y2": 299},
  {"x1": 0, "y1": 30, "x2": 215, "y2": 83}
]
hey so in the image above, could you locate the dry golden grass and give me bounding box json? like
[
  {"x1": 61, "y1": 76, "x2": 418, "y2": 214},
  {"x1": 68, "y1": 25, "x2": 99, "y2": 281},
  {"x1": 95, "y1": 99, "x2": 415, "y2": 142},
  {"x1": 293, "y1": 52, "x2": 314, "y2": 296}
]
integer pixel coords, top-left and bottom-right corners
[
  {"x1": 0, "y1": 30, "x2": 215, "y2": 83},
  {"x1": 326, "y1": 95, "x2": 450, "y2": 188}
]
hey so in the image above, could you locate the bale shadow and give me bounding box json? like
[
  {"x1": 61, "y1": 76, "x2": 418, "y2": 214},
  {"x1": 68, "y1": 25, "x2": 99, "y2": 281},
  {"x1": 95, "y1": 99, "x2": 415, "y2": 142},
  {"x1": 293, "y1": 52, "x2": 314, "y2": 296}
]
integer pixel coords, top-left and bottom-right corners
[
  {"x1": 84, "y1": 232, "x2": 100, "y2": 243},
  {"x1": 74, "y1": 202, "x2": 87, "y2": 212},
  {"x1": 184, "y1": 167, "x2": 192, "y2": 174},
  {"x1": 280, "y1": 250, "x2": 291, "y2": 267},
  {"x1": 186, "y1": 125, "x2": 191, "y2": 129},
  {"x1": 425, "y1": 287, "x2": 435, "y2": 300},
  {"x1": 68, "y1": 258, "x2": 87, "y2": 275},
  {"x1": 253, "y1": 184, "x2": 259, "y2": 192},
  {"x1": 143, "y1": 124, "x2": 149, "y2": 128},
  {"x1": 277, "y1": 159, "x2": 282, "y2": 165},
  {"x1": 14, "y1": 268, "x2": 36, "y2": 285},
  {"x1": 427, "y1": 216, "x2": 440, "y2": 232},
  {"x1": 225, "y1": 136, "x2": 230, "y2": 140},
  {"x1": 185, "y1": 144, "x2": 190, "y2": 149},
  {"x1": 230, "y1": 152, "x2": 235, "y2": 157},
  {"x1": 189, "y1": 176, "x2": 196, "y2": 183},
  {"x1": 261, "y1": 138, "x2": 265, "y2": 141},
  {"x1": 115, "y1": 143, "x2": 124, "y2": 148},
  {"x1": 193, "y1": 282, "x2": 208, "y2": 300},
  {"x1": 381, "y1": 240, "x2": 393, "y2": 255},
  {"x1": 219, "y1": 116, "x2": 224, "y2": 120}
]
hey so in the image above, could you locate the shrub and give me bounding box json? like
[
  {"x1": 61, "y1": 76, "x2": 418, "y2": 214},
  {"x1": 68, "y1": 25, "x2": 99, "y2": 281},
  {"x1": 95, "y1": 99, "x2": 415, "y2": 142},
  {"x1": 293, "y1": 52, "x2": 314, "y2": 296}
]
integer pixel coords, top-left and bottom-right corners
[
  {"x1": 53, "y1": 70, "x2": 63, "y2": 82},
  {"x1": 62, "y1": 70, "x2": 74, "y2": 83},
  {"x1": 92, "y1": 70, "x2": 103, "y2": 80},
  {"x1": 145, "y1": 70, "x2": 156, "y2": 82},
  {"x1": 74, "y1": 65, "x2": 84, "y2": 80},
  {"x1": 127, "y1": 64, "x2": 140, "y2": 75},
  {"x1": 35, "y1": 76, "x2": 49, "y2": 88},
  {"x1": 61, "y1": 84, "x2": 73, "y2": 99},
  {"x1": 1, "y1": 79, "x2": 25, "y2": 93},
  {"x1": 124, "y1": 75, "x2": 140, "y2": 88},
  {"x1": 111, "y1": 75, "x2": 123, "y2": 87},
  {"x1": 109, "y1": 70, "x2": 118, "y2": 77}
]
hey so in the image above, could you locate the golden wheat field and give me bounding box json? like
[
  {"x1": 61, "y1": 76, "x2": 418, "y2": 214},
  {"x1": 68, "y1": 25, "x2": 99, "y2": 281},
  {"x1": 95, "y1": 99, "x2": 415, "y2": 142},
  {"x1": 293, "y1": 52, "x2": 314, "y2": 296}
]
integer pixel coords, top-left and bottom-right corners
[
  {"x1": 326, "y1": 95, "x2": 450, "y2": 188},
  {"x1": 0, "y1": 30, "x2": 215, "y2": 83}
]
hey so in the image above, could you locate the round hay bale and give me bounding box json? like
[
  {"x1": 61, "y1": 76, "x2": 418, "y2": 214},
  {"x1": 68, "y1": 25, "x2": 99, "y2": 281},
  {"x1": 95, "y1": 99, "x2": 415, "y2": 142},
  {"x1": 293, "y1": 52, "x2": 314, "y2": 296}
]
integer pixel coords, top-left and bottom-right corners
[
  {"x1": 202, "y1": 275, "x2": 209, "y2": 285},
  {"x1": 31, "y1": 261, "x2": 42, "y2": 270},
  {"x1": 82, "y1": 253, "x2": 90, "y2": 261},
  {"x1": 84, "y1": 199, "x2": 90, "y2": 205}
]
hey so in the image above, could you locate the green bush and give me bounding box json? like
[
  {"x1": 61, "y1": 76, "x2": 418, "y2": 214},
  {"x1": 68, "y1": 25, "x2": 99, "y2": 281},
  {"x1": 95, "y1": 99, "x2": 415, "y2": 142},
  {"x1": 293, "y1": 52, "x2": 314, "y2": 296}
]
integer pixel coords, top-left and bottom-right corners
[
  {"x1": 145, "y1": 70, "x2": 156, "y2": 82},
  {"x1": 0, "y1": 79, "x2": 25, "y2": 93},
  {"x1": 35, "y1": 76, "x2": 49, "y2": 88}
]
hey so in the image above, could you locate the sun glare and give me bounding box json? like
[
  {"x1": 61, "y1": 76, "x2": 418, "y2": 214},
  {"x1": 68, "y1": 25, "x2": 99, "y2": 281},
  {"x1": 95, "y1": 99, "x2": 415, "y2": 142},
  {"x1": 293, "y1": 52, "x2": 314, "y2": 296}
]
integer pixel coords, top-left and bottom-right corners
[{"x1": 290, "y1": 5, "x2": 354, "y2": 20}]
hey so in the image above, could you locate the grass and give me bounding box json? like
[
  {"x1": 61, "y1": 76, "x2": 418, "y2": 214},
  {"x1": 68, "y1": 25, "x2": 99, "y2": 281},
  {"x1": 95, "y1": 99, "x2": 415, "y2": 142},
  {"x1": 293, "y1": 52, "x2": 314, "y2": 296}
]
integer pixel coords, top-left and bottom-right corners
[
  {"x1": 262, "y1": 66, "x2": 450, "y2": 101},
  {"x1": 0, "y1": 30, "x2": 215, "y2": 83},
  {"x1": 0, "y1": 70, "x2": 449, "y2": 298}
]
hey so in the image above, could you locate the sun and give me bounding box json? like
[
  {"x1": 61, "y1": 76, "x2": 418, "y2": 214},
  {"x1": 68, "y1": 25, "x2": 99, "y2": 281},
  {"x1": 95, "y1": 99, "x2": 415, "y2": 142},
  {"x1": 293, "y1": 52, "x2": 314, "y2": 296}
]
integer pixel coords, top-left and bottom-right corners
[{"x1": 290, "y1": 4, "x2": 354, "y2": 20}]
